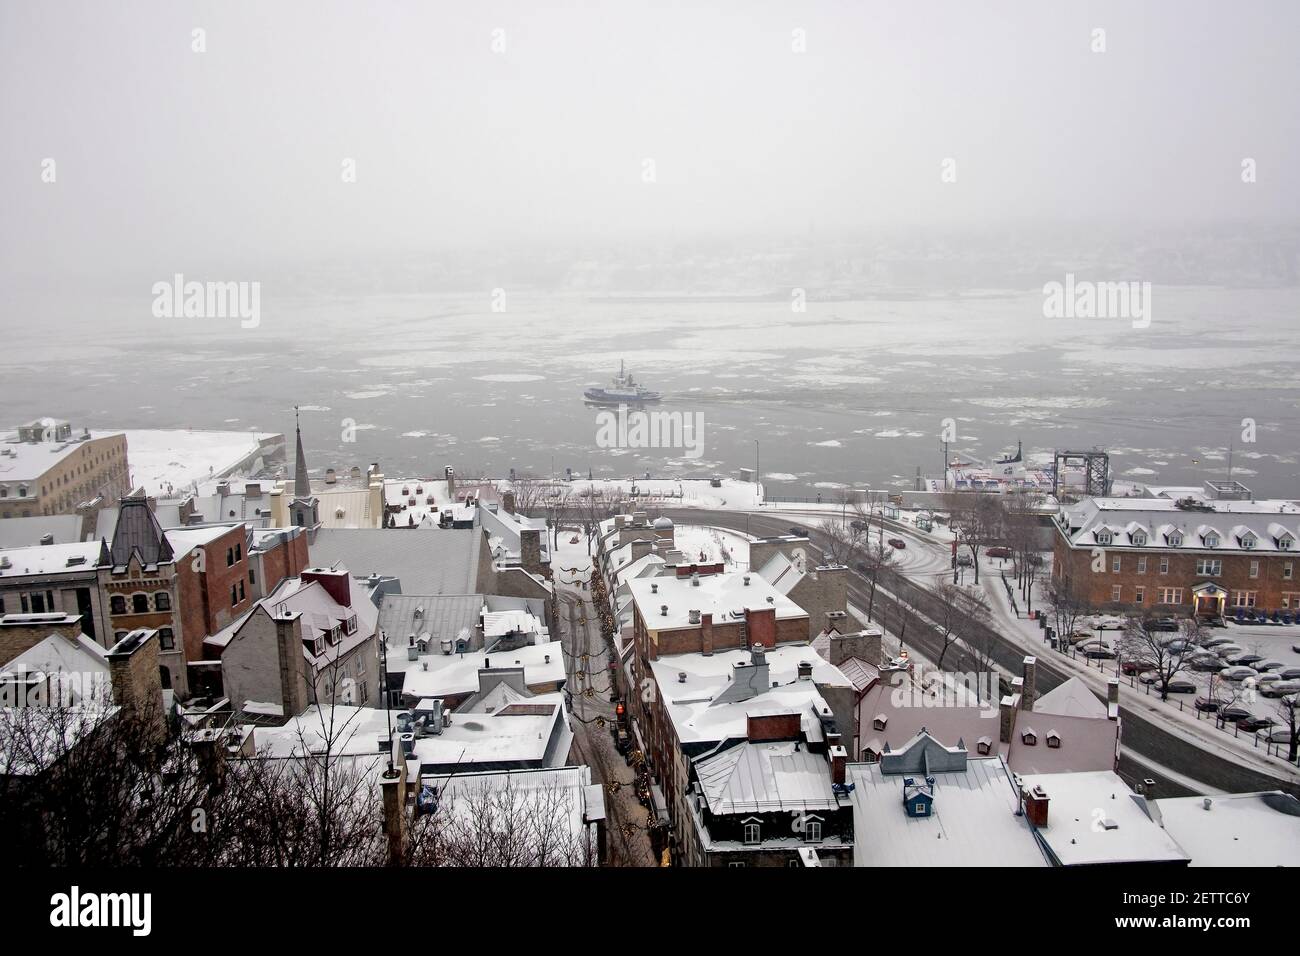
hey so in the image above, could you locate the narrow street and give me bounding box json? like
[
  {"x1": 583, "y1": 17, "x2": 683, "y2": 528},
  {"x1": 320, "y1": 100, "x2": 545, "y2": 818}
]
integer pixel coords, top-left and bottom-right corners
[{"x1": 554, "y1": 540, "x2": 656, "y2": 867}]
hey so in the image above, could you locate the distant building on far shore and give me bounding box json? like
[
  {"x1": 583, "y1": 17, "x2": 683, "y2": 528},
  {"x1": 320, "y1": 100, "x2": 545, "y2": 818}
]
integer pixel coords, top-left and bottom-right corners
[{"x1": 0, "y1": 418, "x2": 130, "y2": 520}]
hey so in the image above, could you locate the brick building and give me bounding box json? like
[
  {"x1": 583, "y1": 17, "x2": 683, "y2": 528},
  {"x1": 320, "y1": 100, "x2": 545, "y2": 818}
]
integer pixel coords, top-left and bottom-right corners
[
  {"x1": 0, "y1": 420, "x2": 129, "y2": 519},
  {"x1": 1052, "y1": 484, "x2": 1300, "y2": 618}
]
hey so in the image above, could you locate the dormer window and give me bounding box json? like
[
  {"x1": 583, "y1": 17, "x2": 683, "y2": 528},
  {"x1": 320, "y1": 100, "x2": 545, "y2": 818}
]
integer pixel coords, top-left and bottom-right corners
[
  {"x1": 1046, "y1": 731, "x2": 1062, "y2": 749},
  {"x1": 872, "y1": 714, "x2": 888, "y2": 732},
  {"x1": 1167, "y1": 532, "x2": 1183, "y2": 547},
  {"x1": 976, "y1": 736, "x2": 992, "y2": 756},
  {"x1": 1240, "y1": 534, "x2": 1256, "y2": 550},
  {"x1": 1020, "y1": 729, "x2": 1037, "y2": 746},
  {"x1": 1131, "y1": 531, "x2": 1147, "y2": 546},
  {"x1": 1095, "y1": 529, "x2": 1113, "y2": 546},
  {"x1": 1280, "y1": 536, "x2": 1294, "y2": 551},
  {"x1": 1203, "y1": 533, "x2": 1219, "y2": 548},
  {"x1": 743, "y1": 820, "x2": 761, "y2": 845}
]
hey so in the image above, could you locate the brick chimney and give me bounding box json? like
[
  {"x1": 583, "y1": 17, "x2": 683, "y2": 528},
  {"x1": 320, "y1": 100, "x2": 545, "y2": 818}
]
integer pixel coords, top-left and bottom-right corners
[
  {"x1": 1107, "y1": 678, "x2": 1120, "y2": 720},
  {"x1": 699, "y1": 612, "x2": 713, "y2": 656},
  {"x1": 444, "y1": 466, "x2": 456, "y2": 498},
  {"x1": 0, "y1": 612, "x2": 83, "y2": 667},
  {"x1": 502, "y1": 489, "x2": 517, "y2": 515},
  {"x1": 380, "y1": 740, "x2": 410, "y2": 866},
  {"x1": 301, "y1": 568, "x2": 352, "y2": 609},
  {"x1": 274, "y1": 610, "x2": 308, "y2": 717},
  {"x1": 520, "y1": 528, "x2": 542, "y2": 572},
  {"x1": 1023, "y1": 784, "x2": 1050, "y2": 827},
  {"x1": 1021, "y1": 656, "x2": 1037, "y2": 711},
  {"x1": 999, "y1": 693, "x2": 1020, "y2": 744},
  {"x1": 107, "y1": 628, "x2": 166, "y2": 746},
  {"x1": 829, "y1": 745, "x2": 847, "y2": 785},
  {"x1": 828, "y1": 627, "x2": 882, "y2": 667}
]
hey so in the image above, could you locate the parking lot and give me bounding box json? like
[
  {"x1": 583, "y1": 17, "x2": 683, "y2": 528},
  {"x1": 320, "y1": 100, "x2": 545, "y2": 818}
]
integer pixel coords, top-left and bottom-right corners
[{"x1": 1060, "y1": 618, "x2": 1300, "y2": 758}]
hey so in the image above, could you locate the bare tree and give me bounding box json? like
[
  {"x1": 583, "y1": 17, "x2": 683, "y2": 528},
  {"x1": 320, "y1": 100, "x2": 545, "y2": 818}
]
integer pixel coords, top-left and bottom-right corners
[
  {"x1": 927, "y1": 578, "x2": 993, "y2": 671},
  {"x1": 1042, "y1": 570, "x2": 1091, "y2": 649},
  {"x1": 1272, "y1": 693, "x2": 1299, "y2": 764},
  {"x1": 1119, "y1": 616, "x2": 1194, "y2": 702}
]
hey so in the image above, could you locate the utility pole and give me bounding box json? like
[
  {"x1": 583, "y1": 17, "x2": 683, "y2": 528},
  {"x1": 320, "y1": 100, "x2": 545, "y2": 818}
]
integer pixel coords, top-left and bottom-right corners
[{"x1": 754, "y1": 440, "x2": 760, "y2": 504}]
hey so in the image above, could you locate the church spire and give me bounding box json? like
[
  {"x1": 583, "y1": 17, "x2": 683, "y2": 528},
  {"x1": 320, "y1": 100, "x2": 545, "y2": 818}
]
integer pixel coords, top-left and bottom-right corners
[{"x1": 293, "y1": 405, "x2": 311, "y2": 499}]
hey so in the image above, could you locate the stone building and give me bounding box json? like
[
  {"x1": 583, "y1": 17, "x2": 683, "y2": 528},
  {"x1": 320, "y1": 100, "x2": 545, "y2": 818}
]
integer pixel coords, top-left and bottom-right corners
[{"x1": 0, "y1": 419, "x2": 130, "y2": 519}]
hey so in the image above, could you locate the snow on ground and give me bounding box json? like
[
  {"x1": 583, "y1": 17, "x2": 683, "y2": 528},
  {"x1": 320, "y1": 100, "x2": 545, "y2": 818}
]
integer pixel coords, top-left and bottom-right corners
[
  {"x1": 547, "y1": 477, "x2": 765, "y2": 510},
  {"x1": 673, "y1": 524, "x2": 750, "y2": 569},
  {"x1": 124, "y1": 429, "x2": 280, "y2": 497}
]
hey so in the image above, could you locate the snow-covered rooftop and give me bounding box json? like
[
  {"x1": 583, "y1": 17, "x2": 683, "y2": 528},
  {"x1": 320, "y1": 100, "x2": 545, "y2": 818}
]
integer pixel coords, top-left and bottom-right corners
[
  {"x1": 401, "y1": 638, "x2": 564, "y2": 702},
  {"x1": 0, "y1": 540, "x2": 101, "y2": 578},
  {"x1": 1016, "y1": 771, "x2": 1190, "y2": 866},
  {"x1": 1059, "y1": 496, "x2": 1300, "y2": 553},
  {"x1": 628, "y1": 570, "x2": 806, "y2": 631},
  {"x1": 695, "y1": 740, "x2": 838, "y2": 815},
  {"x1": 1151, "y1": 792, "x2": 1300, "y2": 867}
]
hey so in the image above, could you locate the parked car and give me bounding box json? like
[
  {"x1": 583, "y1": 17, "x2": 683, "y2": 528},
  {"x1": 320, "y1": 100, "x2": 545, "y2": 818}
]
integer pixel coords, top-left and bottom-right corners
[
  {"x1": 1194, "y1": 696, "x2": 1228, "y2": 712},
  {"x1": 1292, "y1": 644, "x2": 1300, "y2": 654},
  {"x1": 1084, "y1": 645, "x2": 1117, "y2": 660},
  {"x1": 1122, "y1": 658, "x2": 1155, "y2": 675},
  {"x1": 1146, "y1": 616, "x2": 1180, "y2": 632},
  {"x1": 1162, "y1": 639, "x2": 1193, "y2": 652},
  {"x1": 1220, "y1": 665, "x2": 1260, "y2": 681},
  {"x1": 955, "y1": 553, "x2": 973, "y2": 567},
  {"x1": 1256, "y1": 727, "x2": 1298, "y2": 745},
  {"x1": 788, "y1": 526, "x2": 805, "y2": 538},
  {"x1": 888, "y1": 538, "x2": 906, "y2": 550},
  {"x1": 1278, "y1": 667, "x2": 1300, "y2": 681},
  {"x1": 1261, "y1": 679, "x2": 1300, "y2": 698},
  {"x1": 986, "y1": 546, "x2": 1012, "y2": 558},
  {"x1": 1252, "y1": 672, "x2": 1284, "y2": 686},
  {"x1": 1235, "y1": 715, "x2": 1277, "y2": 733},
  {"x1": 1226, "y1": 653, "x2": 1265, "y2": 666},
  {"x1": 1202, "y1": 636, "x2": 1236, "y2": 648},
  {"x1": 1190, "y1": 657, "x2": 1224, "y2": 672},
  {"x1": 1254, "y1": 660, "x2": 1286, "y2": 672},
  {"x1": 1165, "y1": 677, "x2": 1197, "y2": 694},
  {"x1": 1213, "y1": 643, "x2": 1244, "y2": 658},
  {"x1": 1219, "y1": 705, "x2": 1253, "y2": 722}
]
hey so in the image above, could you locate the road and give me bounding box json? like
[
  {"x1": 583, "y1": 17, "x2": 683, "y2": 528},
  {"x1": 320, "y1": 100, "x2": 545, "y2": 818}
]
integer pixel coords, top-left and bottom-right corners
[
  {"x1": 555, "y1": 567, "x2": 656, "y2": 866},
  {"x1": 661, "y1": 507, "x2": 1300, "y2": 800}
]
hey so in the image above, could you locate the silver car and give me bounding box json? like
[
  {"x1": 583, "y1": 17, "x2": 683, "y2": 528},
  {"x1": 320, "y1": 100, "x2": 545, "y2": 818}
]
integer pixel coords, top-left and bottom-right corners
[{"x1": 1219, "y1": 665, "x2": 1259, "y2": 681}]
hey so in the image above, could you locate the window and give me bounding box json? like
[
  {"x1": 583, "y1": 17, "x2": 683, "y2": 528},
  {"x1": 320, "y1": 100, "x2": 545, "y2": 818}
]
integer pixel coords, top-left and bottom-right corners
[
  {"x1": 743, "y1": 822, "x2": 761, "y2": 845},
  {"x1": 1132, "y1": 531, "x2": 1148, "y2": 546},
  {"x1": 1285, "y1": 563, "x2": 1294, "y2": 580},
  {"x1": 1135, "y1": 586, "x2": 1145, "y2": 604},
  {"x1": 1111, "y1": 585, "x2": 1122, "y2": 602},
  {"x1": 728, "y1": 862, "x2": 747, "y2": 868},
  {"x1": 235, "y1": 543, "x2": 242, "y2": 561},
  {"x1": 1111, "y1": 555, "x2": 1121, "y2": 573},
  {"x1": 1281, "y1": 537, "x2": 1294, "y2": 552},
  {"x1": 914, "y1": 802, "x2": 927, "y2": 814},
  {"x1": 1231, "y1": 591, "x2": 1257, "y2": 608},
  {"x1": 158, "y1": 627, "x2": 175, "y2": 650},
  {"x1": 30, "y1": 592, "x2": 47, "y2": 614},
  {"x1": 132, "y1": 593, "x2": 149, "y2": 614},
  {"x1": 238, "y1": 580, "x2": 246, "y2": 601},
  {"x1": 1096, "y1": 530, "x2": 1113, "y2": 546},
  {"x1": 110, "y1": 594, "x2": 127, "y2": 615},
  {"x1": 804, "y1": 821, "x2": 822, "y2": 843},
  {"x1": 1159, "y1": 587, "x2": 1183, "y2": 605},
  {"x1": 249, "y1": 567, "x2": 257, "y2": 585},
  {"x1": 1046, "y1": 733, "x2": 1061, "y2": 749},
  {"x1": 1249, "y1": 560, "x2": 1259, "y2": 579},
  {"x1": 1241, "y1": 534, "x2": 1256, "y2": 550},
  {"x1": 1159, "y1": 557, "x2": 1169, "y2": 574},
  {"x1": 230, "y1": 584, "x2": 239, "y2": 606},
  {"x1": 1137, "y1": 556, "x2": 1147, "y2": 574},
  {"x1": 1282, "y1": 593, "x2": 1300, "y2": 608},
  {"x1": 154, "y1": 591, "x2": 171, "y2": 611},
  {"x1": 356, "y1": 680, "x2": 367, "y2": 704},
  {"x1": 226, "y1": 547, "x2": 235, "y2": 567},
  {"x1": 1196, "y1": 559, "x2": 1221, "y2": 576},
  {"x1": 1204, "y1": 533, "x2": 1220, "y2": 549}
]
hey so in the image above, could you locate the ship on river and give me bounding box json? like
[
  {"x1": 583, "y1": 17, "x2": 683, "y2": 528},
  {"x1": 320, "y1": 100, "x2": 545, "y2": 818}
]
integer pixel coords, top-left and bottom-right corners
[{"x1": 583, "y1": 360, "x2": 662, "y2": 404}]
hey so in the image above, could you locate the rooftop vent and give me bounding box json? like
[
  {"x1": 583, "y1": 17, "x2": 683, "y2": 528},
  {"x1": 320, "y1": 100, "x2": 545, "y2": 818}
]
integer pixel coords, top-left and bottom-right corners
[
  {"x1": 688, "y1": 609, "x2": 701, "y2": 624},
  {"x1": 743, "y1": 574, "x2": 750, "y2": 586},
  {"x1": 678, "y1": 671, "x2": 687, "y2": 683},
  {"x1": 650, "y1": 582, "x2": 658, "y2": 594},
  {"x1": 660, "y1": 604, "x2": 668, "y2": 617}
]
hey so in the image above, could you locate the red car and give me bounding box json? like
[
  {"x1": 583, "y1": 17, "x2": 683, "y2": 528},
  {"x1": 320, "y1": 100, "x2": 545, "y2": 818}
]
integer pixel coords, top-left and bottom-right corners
[
  {"x1": 888, "y1": 538, "x2": 906, "y2": 549},
  {"x1": 986, "y1": 546, "x2": 1012, "y2": 558}
]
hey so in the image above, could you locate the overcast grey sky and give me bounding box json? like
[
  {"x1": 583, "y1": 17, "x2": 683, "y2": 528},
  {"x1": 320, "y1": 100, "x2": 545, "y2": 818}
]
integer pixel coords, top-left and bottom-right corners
[{"x1": 2, "y1": 0, "x2": 1297, "y2": 283}]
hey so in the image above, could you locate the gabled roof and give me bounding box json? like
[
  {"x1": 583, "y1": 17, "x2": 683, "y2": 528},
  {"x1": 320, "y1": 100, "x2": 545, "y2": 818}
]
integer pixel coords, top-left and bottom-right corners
[{"x1": 1033, "y1": 677, "x2": 1108, "y2": 719}]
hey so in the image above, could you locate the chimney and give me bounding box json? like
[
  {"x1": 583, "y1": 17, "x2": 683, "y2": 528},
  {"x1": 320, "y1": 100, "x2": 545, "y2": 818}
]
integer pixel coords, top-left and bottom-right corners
[
  {"x1": 1023, "y1": 784, "x2": 1050, "y2": 827},
  {"x1": 1021, "y1": 657, "x2": 1037, "y2": 711},
  {"x1": 688, "y1": 609, "x2": 701, "y2": 625},
  {"x1": 502, "y1": 489, "x2": 516, "y2": 515},
  {"x1": 380, "y1": 742, "x2": 410, "y2": 866},
  {"x1": 445, "y1": 466, "x2": 456, "y2": 498},
  {"x1": 106, "y1": 629, "x2": 166, "y2": 747},
  {"x1": 520, "y1": 528, "x2": 542, "y2": 572},
  {"x1": 274, "y1": 611, "x2": 308, "y2": 717},
  {"x1": 797, "y1": 660, "x2": 814, "y2": 681},
  {"x1": 1107, "y1": 678, "x2": 1120, "y2": 720},
  {"x1": 301, "y1": 568, "x2": 352, "y2": 609},
  {"x1": 700, "y1": 612, "x2": 713, "y2": 656},
  {"x1": 828, "y1": 627, "x2": 882, "y2": 668},
  {"x1": 829, "y1": 745, "x2": 847, "y2": 785},
  {"x1": 999, "y1": 693, "x2": 1020, "y2": 744},
  {"x1": 0, "y1": 612, "x2": 83, "y2": 667}
]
